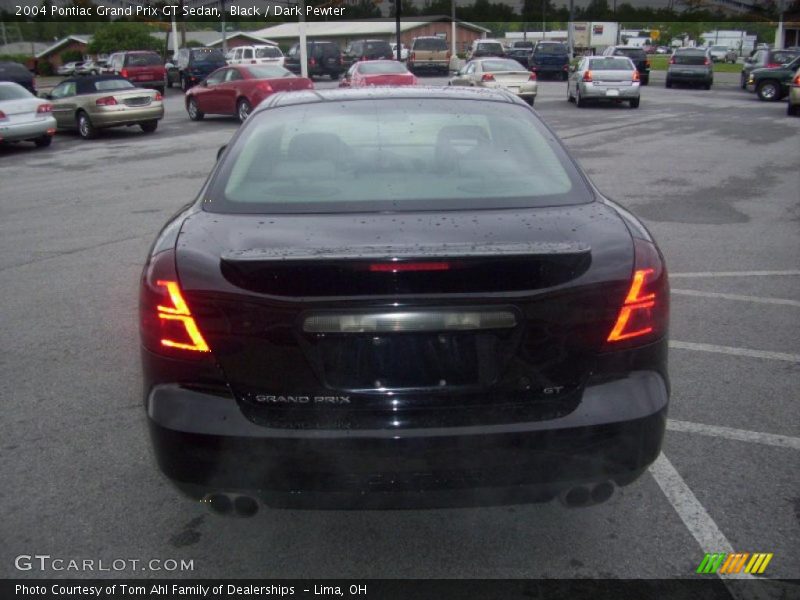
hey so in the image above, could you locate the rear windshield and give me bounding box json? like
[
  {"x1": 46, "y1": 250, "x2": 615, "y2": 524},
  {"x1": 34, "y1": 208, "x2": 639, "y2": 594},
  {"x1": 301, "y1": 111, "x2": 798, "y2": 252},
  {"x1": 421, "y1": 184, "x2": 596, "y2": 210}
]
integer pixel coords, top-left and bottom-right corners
[
  {"x1": 0, "y1": 83, "x2": 31, "y2": 100},
  {"x1": 358, "y1": 62, "x2": 407, "y2": 74},
  {"x1": 365, "y1": 42, "x2": 391, "y2": 53},
  {"x1": 191, "y1": 49, "x2": 226, "y2": 64},
  {"x1": 413, "y1": 38, "x2": 448, "y2": 51},
  {"x1": 481, "y1": 59, "x2": 526, "y2": 72},
  {"x1": 476, "y1": 43, "x2": 504, "y2": 53},
  {"x1": 614, "y1": 48, "x2": 646, "y2": 59},
  {"x1": 672, "y1": 52, "x2": 707, "y2": 65},
  {"x1": 535, "y1": 44, "x2": 568, "y2": 55},
  {"x1": 313, "y1": 43, "x2": 340, "y2": 56},
  {"x1": 710, "y1": 46, "x2": 728, "y2": 51},
  {"x1": 255, "y1": 47, "x2": 282, "y2": 59},
  {"x1": 0, "y1": 62, "x2": 29, "y2": 78},
  {"x1": 513, "y1": 41, "x2": 534, "y2": 49},
  {"x1": 94, "y1": 79, "x2": 135, "y2": 91},
  {"x1": 206, "y1": 99, "x2": 589, "y2": 214},
  {"x1": 124, "y1": 53, "x2": 161, "y2": 67},
  {"x1": 246, "y1": 65, "x2": 293, "y2": 78},
  {"x1": 589, "y1": 58, "x2": 633, "y2": 70}
]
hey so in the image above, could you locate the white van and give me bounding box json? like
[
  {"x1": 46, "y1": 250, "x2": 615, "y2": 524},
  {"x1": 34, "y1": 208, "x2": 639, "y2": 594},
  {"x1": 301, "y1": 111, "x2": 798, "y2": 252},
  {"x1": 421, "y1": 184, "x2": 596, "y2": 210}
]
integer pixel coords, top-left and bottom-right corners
[{"x1": 226, "y1": 45, "x2": 284, "y2": 67}]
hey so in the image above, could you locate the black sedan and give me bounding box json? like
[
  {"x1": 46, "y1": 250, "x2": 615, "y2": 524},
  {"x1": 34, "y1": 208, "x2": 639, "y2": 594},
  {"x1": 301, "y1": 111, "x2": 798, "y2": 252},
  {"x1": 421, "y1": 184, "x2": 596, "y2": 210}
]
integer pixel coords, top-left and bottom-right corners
[{"x1": 141, "y1": 87, "x2": 669, "y2": 514}]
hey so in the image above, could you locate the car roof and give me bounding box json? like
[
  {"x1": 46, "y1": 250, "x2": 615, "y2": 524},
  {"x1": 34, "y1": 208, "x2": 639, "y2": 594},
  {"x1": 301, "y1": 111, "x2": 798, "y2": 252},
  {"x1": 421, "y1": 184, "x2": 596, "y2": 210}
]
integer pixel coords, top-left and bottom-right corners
[{"x1": 259, "y1": 86, "x2": 520, "y2": 113}]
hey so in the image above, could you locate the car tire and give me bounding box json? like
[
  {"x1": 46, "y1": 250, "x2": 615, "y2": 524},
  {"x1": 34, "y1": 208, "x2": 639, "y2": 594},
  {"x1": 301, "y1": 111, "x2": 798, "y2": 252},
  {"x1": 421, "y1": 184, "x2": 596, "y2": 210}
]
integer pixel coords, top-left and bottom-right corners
[
  {"x1": 562, "y1": 72, "x2": 568, "y2": 82},
  {"x1": 704, "y1": 81, "x2": 712, "y2": 90},
  {"x1": 641, "y1": 76, "x2": 649, "y2": 86},
  {"x1": 181, "y1": 75, "x2": 190, "y2": 92},
  {"x1": 187, "y1": 98, "x2": 204, "y2": 121},
  {"x1": 756, "y1": 80, "x2": 780, "y2": 102},
  {"x1": 140, "y1": 120, "x2": 158, "y2": 134},
  {"x1": 629, "y1": 97, "x2": 640, "y2": 108},
  {"x1": 76, "y1": 112, "x2": 96, "y2": 140},
  {"x1": 525, "y1": 97, "x2": 535, "y2": 107},
  {"x1": 236, "y1": 98, "x2": 252, "y2": 123},
  {"x1": 788, "y1": 103, "x2": 799, "y2": 116},
  {"x1": 156, "y1": 86, "x2": 166, "y2": 96},
  {"x1": 34, "y1": 135, "x2": 52, "y2": 148},
  {"x1": 665, "y1": 78, "x2": 672, "y2": 88},
  {"x1": 740, "y1": 74, "x2": 747, "y2": 89},
  {"x1": 567, "y1": 84, "x2": 574, "y2": 102},
  {"x1": 576, "y1": 87, "x2": 586, "y2": 108}
]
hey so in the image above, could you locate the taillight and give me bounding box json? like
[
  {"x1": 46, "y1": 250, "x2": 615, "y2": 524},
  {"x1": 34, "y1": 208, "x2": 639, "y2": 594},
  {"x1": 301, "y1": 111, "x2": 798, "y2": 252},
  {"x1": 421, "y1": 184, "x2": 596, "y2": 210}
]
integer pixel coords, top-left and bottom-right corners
[
  {"x1": 606, "y1": 239, "x2": 668, "y2": 346},
  {"x1": 120, "y1": 68, "x2": 128, "y2": 78},
  {"x1": 0, "y1": 110, "x2": 6, "y2": 120},
  {"x1": 251, "y1": 60, "x2": 257, "y2": 64},
  {"x1": 369, "y1": 261, "x2": 450, "y2": 273},
  {"x1": 794, "y1": 74, "x2": 800, "y2": 85},
  {"x1": 309, "y1": 57, "x2": 316, "y2": 67},
  {"x1": 645, "y1": 60, "x2": 650, "y2": 68},
  {"x1": 528, "y1": 72, "x2": 537, "y2": 81},
  {"x1": 140, "y1": 250, "x2": 211, "y2": 356},
  {"x1": 632, "y1": 70, "x2": 640, "y2": 82},
  {"x1": 703, "y1": 57, "x2": 710, "y2": 66},
  {"x1": 409, "y1": 52, "x2": 415, "y2": 61},
  {"x1": 154, "y1": 92, "x2": 162, "y2": 101},
  {"x1": 669, "y1": 57, "x2": 676, "y2": 64},
  {"x1": 95, "y1": 96, "x2": 117, "y2": 106},
  {"x1": 481, "y1": 73, "x2": 495, "y2": 82},
  {"x1": 583, "y1": 70, "x2": 593, "y2": 82},
  {"x1": 766, "y1": 62, "x2": 780, "y2": 68},
  {"x1": 37, "y1": 104, "x2": 53, "y2": 113}
]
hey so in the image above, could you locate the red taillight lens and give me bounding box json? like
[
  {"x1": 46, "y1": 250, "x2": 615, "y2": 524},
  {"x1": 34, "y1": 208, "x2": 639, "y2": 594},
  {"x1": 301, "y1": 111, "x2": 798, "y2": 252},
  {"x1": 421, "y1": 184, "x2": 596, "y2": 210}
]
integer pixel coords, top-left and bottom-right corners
[
  {"x1": 154, "y1": 92, "x2": 162, "y2": 101},
  {"x1": 529, "y1": 72, "x2": 537, "y2": 81},
  {"x1": 606, "y1": 239, "x2": 668, "y2": 345},
  {"x1": 37, "y1": 103, "x2": 53, "y2": 113},
  {"x1": 95, "y1": 96, "x2": 117, "y2": 106},
  {"x1": 669, "y1": 57, "x2": 676, "y2": 64},
  {"x1": 309, "y1": 57, "x2": 316, "y2": 67},
  {"x1": 632, "y1": 70, "x2": 640, "y2": 82},
  {"x1": 481, "y1": 73, "x2": 495, "y2": 82},
  {"x1": 0, "y1": 110, "x2": 6, "y2": 120},
  {"x1": 645, "y1": 60, "x2": 651, "y2": 68},
  {"x1": 582, "y1": 70, "x2": 593, "y2": 82},
  {"x1": 794, "y1": 74, "x2": 800, "y2": 85},
  {"x1": 409, "y1": 52, "x2": 415, "y2": 61},
  {"x1": 155, "y1": 280, "x2": 210, "y2": 352},
  {"x1": 704, "y1": 57, "x2": 710, "y2": 65},
  {"x1": 369, "y1": 261, "x2": 450, "y2": 273},
  {"x1": 140, "y1": 251, "x2": 211, "y2": 356},
  {"x1": 120, "y1": 68, "x2": 128, "y2": 78}
]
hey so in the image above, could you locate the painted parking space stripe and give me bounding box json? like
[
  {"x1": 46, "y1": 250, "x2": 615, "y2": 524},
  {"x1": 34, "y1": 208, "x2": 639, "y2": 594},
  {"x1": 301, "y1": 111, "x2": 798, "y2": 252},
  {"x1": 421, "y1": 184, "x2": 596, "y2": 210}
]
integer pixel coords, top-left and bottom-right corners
[
  {"x1": 670, "y1": 270, "x2": 800, "y2": 278},
  {"x1": 670, "y1": 341, "x2": 800, "y2": 363},
  {"x1": 648, "y1": 453, "x2": 755, "y2": 583},
  {"x1": 671, "y1": 289, "x2": 800, "y2": 307},
  {"x1": 667, "y1": 420, "x2": 800, "y2": 451}
]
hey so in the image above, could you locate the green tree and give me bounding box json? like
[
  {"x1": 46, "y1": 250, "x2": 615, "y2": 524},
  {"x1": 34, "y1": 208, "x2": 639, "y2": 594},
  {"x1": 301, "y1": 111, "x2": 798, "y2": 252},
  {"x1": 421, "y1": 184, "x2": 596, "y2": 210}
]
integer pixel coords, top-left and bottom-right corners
[{"x1": 87, "y1": 22, "x2": 161, "y2": 55}]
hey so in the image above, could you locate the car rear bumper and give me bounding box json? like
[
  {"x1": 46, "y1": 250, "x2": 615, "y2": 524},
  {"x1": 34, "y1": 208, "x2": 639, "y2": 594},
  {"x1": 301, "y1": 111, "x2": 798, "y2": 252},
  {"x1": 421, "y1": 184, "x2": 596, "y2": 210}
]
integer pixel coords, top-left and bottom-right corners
[
  {"x1": 0, "y1": 116, "x2": 56, "y2": 142},
  {"x1": 579, "y1": 82, "x2": 640, "y2": 99},
  {"x1": 790, "y1": 86, "x2": 800, "y2": 106},
  {"x1": 532, "y1": 65, "x2": 568, "y2": 74},
  {"x1": 409, "y1": 61, "x2": 449, "y2": 71},
  {"x1": 127, "y1": 79, "x2": 165, "y2": 89},
  {"x1": 146, "y1": 370, "x2": 668, "y2": 504},
  {"x1": 668, "y1": 69, "x2": 712, "y2": 82},
  {"x1": 90, "y1": 105, "x2": 164, "y2": 127}
]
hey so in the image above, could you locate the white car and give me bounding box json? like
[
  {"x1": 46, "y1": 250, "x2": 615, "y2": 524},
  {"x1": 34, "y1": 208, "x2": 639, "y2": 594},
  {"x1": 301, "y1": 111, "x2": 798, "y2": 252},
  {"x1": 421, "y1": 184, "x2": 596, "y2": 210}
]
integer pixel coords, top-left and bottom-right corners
[
  {"x1": 226, "y1": 45, "x2": 284, "y2": 67},
  {"x1": 57, "y1": 61, "x2": 83, "y2": 76},
  {"x1": 390, "y1": 43, "x2": 409, "y2": 61},
  {"x1": 0, "y1": 81, "x2": 56, "y2": 148}
]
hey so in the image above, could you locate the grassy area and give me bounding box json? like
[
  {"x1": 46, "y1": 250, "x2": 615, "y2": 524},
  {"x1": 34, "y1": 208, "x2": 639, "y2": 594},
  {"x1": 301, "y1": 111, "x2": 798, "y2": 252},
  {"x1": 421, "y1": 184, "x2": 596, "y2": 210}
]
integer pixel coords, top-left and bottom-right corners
[{"x1": 648, "y1": 54, "x2": 742, "y2": 73}]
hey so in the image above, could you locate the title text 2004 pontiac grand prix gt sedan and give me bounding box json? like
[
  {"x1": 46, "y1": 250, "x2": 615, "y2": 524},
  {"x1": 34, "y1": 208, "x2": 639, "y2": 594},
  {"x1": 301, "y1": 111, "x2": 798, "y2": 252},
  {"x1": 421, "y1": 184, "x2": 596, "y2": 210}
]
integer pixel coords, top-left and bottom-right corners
[{"x1": 140, "y1": 87, "x2": 669, "y2": 515}]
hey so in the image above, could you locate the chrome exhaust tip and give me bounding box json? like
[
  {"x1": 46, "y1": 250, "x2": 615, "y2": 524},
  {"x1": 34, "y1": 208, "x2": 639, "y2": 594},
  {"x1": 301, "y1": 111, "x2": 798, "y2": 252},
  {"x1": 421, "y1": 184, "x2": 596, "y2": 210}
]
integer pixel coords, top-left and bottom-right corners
[{"x1": 558, "y1": 481, "x2": 615, "y2": 507}]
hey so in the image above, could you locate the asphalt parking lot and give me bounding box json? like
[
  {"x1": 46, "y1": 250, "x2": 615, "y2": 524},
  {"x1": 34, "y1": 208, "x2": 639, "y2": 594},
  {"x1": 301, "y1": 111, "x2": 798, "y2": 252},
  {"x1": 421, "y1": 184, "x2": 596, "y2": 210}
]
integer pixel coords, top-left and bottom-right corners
[{"x1": 0, "y1": 73, "x2": 798, "y2": 582}]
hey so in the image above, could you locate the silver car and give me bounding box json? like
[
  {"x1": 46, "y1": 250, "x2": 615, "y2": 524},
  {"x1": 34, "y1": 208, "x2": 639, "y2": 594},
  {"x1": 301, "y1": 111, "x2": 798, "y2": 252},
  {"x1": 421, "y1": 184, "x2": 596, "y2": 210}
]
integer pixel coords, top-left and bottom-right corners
[
  {"x1": 567, "y1": 56, "x2": 641, "y2": 108},
  {"x1": 0, "y1": 81, "x2": 56, "y2": 147},
  {"x1": 449, "y1": 58, "x2": 538, "y2": 105}
]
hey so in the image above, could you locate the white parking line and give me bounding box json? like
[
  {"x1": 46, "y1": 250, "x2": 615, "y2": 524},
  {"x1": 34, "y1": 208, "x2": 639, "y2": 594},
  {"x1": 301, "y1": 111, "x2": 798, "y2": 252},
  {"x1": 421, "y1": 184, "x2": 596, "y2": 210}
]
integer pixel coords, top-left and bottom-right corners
[
  {"x1": 667, "y1": 420, "x2": 800, "y2": 451},
  {"x1": 670, "y1": 341, "x2": 800, "y2": 363},
  {"x1": 648, "y1": 453, "x2": 752, "y2": 581},
  {"x1": 670, "y1": 270, "x2": 800, "y2": 278},
  {"x1": 672, "y1": 289, "x2": 800, "y2": 307}
]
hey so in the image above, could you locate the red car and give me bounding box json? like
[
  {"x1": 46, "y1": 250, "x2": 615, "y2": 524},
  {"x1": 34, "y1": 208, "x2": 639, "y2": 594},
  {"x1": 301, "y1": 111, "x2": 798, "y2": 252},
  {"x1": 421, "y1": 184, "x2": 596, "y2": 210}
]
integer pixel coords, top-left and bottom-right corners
[
  {"x1": 185, "y1": 64, "x2": 313, "y2": 123},
  {"x1": 339, "y1": 60, "x2": 417, "y2": 88}
]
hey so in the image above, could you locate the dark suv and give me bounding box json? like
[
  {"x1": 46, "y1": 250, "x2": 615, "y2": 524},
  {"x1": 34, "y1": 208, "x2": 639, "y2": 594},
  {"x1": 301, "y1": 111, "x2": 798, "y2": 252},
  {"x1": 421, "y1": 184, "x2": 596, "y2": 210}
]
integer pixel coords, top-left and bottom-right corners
[
  {"x1": 530, "y1": 42, "x2": 570, "y2": 80},
  {"x1": 285, "y1": 41, "x2": 343, "y2": 80},
  {"x1": 603, "y1": 46, "x2": 650, "y2": 85},
  {"x1": 741, "y1": 48, "x2": 800, "y2": 89},
  {"x1": 747, "y1": 55, "x2": 800, "y2": 101},
  {"x1": 342, "y1": 39, "x2": 393, "y2": 71},
  {"x1": 0, "y1": 61, "x2": 36, "y2": 94},
  {"x1": 174, "y1": 48, "x2": 227, "y2": 92}
]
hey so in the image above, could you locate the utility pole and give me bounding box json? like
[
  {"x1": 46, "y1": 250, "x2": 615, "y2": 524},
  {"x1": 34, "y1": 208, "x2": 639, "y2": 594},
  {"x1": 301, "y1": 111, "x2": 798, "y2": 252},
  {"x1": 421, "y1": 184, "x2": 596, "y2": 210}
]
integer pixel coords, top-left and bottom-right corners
[
  {"x1": 451, "y1": 0, "x2": 456, "y2": 58},
  {"x1": 395, "y1": 0, "x2": 402, "y2": 62},
  {"x1": 299, "y1": 0, "x2": 308, "y2": 78},
  {"x1": 220, "y1": 0, "x2": 227, "y2": 54},
  {"x1": 567, "y1": 0, "x2": 574, "y2": 58},
  {"x1": 542, "y1": 0, "x2": 546, "y2": 41}
]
